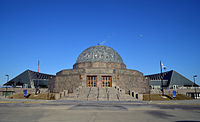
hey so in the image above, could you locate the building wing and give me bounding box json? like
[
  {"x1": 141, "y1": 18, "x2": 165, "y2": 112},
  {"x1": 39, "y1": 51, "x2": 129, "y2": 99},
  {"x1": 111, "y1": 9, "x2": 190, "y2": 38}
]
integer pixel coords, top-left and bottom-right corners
[
  {"x1": 145, "y1": 70, "x2": 197, "y2": 89},
  {"x1": 4, "y1": 70, "x2": 55, "y2": 88},
  {"x1": 169, "y1": 71, "x2": 195, "y2": 88}
]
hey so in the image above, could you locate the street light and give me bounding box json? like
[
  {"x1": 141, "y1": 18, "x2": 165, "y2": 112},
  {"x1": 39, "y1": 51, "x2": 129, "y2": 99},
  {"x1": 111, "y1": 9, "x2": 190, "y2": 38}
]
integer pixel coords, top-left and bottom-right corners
[
  {"x1": 5, "y1": 75, "x2": 9, "y2": 82},
  {"x1": 5, "y1": 75, "x2": 9, "y2": 98},
  {"x1": 160, "y1": 61, "x2": 164, "y2": 96},
  {"x1": 193, "y1": 75, "x2": 197, "y2": 99}
]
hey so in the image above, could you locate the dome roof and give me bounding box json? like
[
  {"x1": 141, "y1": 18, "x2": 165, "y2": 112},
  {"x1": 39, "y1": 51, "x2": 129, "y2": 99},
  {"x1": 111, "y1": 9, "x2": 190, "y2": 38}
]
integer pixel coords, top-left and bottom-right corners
[{"x1": 76, "y1": 45, "x2": 124, "y2": 64}]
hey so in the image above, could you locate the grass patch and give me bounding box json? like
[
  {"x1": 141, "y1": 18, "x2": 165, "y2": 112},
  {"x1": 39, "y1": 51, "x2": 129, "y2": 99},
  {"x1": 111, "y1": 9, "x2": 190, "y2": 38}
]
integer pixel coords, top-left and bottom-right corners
[{"x1": 143, "y1": 94, "x2": 192, "y2": 101}]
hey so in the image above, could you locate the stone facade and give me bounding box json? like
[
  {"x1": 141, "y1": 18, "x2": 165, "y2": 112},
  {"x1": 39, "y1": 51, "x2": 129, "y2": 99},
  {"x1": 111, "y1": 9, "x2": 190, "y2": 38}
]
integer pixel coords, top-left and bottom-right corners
[
  {"x1": 73, "y1": 62, "x2": 126, "y2": 69},
  {"x1": 54, "y1": 69, "x2": 84, "y2": 93},
  {"x1": 51, "y1": 45, "x2": 149, "y2": 100},
  {"x1": 54, "y1": 68, "x2": 148, "y2": 94}
]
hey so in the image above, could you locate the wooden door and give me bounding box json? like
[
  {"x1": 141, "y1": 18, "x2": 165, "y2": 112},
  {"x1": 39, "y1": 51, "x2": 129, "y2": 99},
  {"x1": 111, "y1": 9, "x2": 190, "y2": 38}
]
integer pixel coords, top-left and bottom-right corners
[
  {"x1": 102, "y1": 76, "x2": 112, "y2": 87},
  {"x1": 87, "y1": 76, "x2": 97, "y2": 87}
]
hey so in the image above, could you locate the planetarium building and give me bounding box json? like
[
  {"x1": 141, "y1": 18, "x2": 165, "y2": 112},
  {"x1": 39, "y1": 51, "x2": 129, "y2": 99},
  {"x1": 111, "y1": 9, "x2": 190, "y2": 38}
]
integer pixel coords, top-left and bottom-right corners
[{"x1": 51, "y1": 45, "x2": 149, "y2": 100}]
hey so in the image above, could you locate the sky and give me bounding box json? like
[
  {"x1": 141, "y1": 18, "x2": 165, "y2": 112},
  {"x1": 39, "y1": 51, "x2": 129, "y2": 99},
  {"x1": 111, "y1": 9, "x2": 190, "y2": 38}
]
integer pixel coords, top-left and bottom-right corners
[{"x1": 0, "y1": 0, "x2": 200, "y2": 85}]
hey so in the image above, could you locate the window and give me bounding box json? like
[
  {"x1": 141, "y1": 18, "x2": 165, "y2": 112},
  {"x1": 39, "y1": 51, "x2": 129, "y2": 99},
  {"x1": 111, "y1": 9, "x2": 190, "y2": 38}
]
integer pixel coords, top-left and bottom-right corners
[
  {"x1": 132, "y1": 92, "x2": 134, "y2": 97},
  {"x1": 87, "y1": 76, "x2": 97, "y2": 87},
  {"x1": 102, "y1": 76, "x2": 112, "y2": 87}
]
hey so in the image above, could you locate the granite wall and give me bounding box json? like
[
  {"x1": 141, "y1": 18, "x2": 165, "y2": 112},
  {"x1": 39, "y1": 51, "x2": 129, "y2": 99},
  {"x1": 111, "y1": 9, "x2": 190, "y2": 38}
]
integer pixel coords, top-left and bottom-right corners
[
  {"x1": 115, "y1": 69, "x2": 149, "y2": 94},
  {"x1": 73, "y1": 62, "x2": 126, "y2": 69},
  {"x1": 52, "y1": 68, "x2": 149, "y2": 94}
]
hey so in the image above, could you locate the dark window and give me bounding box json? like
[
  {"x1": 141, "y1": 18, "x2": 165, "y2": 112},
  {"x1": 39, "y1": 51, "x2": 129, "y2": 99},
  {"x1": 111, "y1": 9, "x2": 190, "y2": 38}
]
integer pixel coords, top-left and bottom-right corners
[{"x1": 87, "y1": 76, "x2": 97, "y2": 87}]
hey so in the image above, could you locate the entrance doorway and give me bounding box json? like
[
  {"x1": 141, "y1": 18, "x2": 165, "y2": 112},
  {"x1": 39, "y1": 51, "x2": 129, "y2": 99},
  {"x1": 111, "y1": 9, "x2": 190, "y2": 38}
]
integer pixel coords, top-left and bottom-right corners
[
  {"x1": 87, "y1": 76, "x2": 97, "y2": 87},
  {"x1": 102, "y1": 76, "x2": 112, "y2": 87}
]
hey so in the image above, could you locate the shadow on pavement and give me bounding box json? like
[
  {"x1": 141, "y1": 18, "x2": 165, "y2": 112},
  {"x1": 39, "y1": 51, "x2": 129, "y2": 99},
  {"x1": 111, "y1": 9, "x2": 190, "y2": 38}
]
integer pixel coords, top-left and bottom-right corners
[
  {"x1": 68, "y1": 104, "x2": 128, "y2": 111},
  {"x1": 146, "y1": 110, "x2": 175, "y2": 119}
]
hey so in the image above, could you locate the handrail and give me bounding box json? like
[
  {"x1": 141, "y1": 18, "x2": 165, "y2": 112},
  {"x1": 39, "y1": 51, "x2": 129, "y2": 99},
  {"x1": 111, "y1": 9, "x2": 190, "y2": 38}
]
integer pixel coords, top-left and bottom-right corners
[
  {"x1": 97, "y1": 87, "x2": 99, "y2": 101},
  {"x1": 116, "y1": 89, "x2": 120, "y2": 101},
  {"x1": 106, "y1": 87, "x2": 109, "y2": 101},
  {"x1": 87, "y1": 87, "x2": 92, "y2": 100}
]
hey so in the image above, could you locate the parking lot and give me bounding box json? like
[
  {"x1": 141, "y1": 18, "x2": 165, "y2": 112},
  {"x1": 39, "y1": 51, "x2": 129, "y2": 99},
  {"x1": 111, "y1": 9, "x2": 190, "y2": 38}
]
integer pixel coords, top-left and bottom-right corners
[{"x1": 0, "y1": 99, "x2": 200, "y2": 122}]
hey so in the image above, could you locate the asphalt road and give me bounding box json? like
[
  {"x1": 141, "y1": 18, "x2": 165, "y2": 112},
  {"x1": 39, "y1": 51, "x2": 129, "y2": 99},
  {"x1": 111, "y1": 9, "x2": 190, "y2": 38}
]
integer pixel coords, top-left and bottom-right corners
[{"x1": 0, "y1": 100, "x2": 200, "y2": 122}]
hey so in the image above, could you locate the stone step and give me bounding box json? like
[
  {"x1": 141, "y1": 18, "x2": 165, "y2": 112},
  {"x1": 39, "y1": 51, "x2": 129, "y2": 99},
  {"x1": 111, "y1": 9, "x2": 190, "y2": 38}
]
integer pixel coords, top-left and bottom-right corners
[{"x1": 61, "y1": 86, "x2": 139, "y2": 101}]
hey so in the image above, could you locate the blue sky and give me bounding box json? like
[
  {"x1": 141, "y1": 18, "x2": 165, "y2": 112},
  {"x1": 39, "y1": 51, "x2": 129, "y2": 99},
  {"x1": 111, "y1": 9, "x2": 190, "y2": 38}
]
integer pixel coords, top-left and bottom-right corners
[{"x1": 0, "y1": 0, "x2": 199, "y2": 85}]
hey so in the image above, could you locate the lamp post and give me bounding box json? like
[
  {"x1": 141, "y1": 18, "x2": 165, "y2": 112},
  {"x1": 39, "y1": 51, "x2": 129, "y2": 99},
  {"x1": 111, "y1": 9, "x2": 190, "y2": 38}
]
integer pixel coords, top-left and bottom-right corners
[
  {"x1": 5, "y1": 75, "x2": 9, "y2": 98},
  {"x1": 160, "y1": 61, "x2": 164, "y2": 96},
  {"x1": 193, "y1": 75, "x2": 197, "y2": 99}
]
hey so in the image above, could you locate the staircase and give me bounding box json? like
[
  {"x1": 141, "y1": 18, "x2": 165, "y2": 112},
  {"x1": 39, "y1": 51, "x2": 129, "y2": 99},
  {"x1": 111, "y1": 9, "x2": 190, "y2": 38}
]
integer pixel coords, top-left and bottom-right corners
[{"x1": 61, "y1": 86, "x2": 138, "y2": 101}]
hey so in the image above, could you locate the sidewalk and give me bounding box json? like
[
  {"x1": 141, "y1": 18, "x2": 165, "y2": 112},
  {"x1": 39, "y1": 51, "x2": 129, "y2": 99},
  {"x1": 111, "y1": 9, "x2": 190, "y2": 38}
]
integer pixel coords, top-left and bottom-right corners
[
  {"x1": 0, "y1": 98, "x2": 200, "y2": 105},
  {"x1": 148, "y1": 99, "x2": 200, "y2": 105}
]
